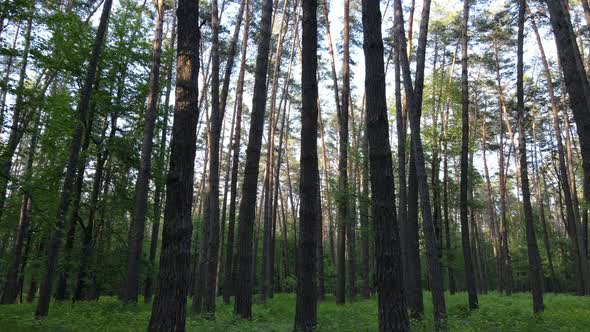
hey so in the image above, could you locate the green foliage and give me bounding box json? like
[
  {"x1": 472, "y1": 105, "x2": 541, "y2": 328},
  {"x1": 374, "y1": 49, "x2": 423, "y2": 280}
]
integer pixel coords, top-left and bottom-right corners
[{"x1": 1, "y1": 292, "x2": 589, "y2": 331}]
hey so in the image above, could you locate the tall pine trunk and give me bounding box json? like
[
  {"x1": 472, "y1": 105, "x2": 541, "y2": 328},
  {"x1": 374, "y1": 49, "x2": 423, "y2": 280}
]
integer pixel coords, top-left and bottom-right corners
[
  {"x1": 545, "y1": 0, "x2": 590, "y2": 294},
  {"x1": 294, "y1": 1, "x2": 319, "y2": 328},
  {"x1": 362, "y1": 1, "x2": 409, "y2": 330},
  {"x1": 148, "y1": 0, "x2": 200, "y2": 329},
  {"x1": 517, "y1": 1, "x2": 544, "y2": 312},
  {"x1": 233, "y1": 0, "x2": 274, "y2": 319},
  {"x1": 459, "y1": 0, "x2": 478, "y2": 310},
  {"x1": 394, "y1": 0, "x2": 447, "y2": 328},
  {"x1": 336, "y1": 0, "x2": 350, "y2": 306}
]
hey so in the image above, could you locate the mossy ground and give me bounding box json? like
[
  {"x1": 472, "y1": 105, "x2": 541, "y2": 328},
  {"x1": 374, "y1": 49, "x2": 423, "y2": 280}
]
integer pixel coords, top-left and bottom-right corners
[{"x1": 1, "y1": 292, "x2": 589, "y2": 331}]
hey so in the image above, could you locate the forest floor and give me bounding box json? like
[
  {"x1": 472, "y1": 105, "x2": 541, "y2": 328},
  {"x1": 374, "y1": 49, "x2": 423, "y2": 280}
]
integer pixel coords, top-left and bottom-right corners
[{"x1": 0, "y1": 292, "x2": 589, "y2": 331}]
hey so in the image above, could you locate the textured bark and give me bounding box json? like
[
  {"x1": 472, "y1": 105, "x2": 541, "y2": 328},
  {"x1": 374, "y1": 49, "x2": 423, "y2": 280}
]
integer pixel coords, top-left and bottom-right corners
[
  {"x1": 362, "y1": 1, "x2": 409, "y2": 330},
  {"x1": 233, "y1": 0, "x2": 274, "y2": 319},
  {"x1": 147, "y1": 0, "x2": 200, "y2": 329},
  {"x1": 517, "y1": 1, "x2": 544, "y2": 312},
  {"x1": 459, "y1": 0, "x2": 478, "y2": 310},
  {"x1": 394, "y1": 0, "x2": 447, "y2": 328},
  {"x1": 545, "y1": 0, "x2": 590, "y2": 294},
  {"x1": 294, "y1": 1, "x2": 319, "y2": 328},
  {"x1": 35, "y1": 0, "x2": 112, "y2": 318},
  {"x1": 336, "y1": 0, "x2": 350, "y2": 307}
]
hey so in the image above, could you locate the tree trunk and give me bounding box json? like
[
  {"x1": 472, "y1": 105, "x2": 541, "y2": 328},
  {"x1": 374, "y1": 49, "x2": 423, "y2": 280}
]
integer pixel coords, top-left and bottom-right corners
[
  {"x1": 197, "y1": 0, "x2": 223, "y2": 316},
  {"x1": 294, "y1": 0, "x2": 320, "y2": 326},
  {"x1": 145, "y1": 12, "x2": 177, "y2": 303},
  {"x1": 233, "y1": 0, "x2": 274, "y2": 319},
  {"x1": 459, "y1": 0, "x2": 478, "y2": 310},
  {"x1": 395, "y1": 0, "x2": 447, "y2": 328},
  {"x1": 336, "y1": 0, "x2": 350, "y2": 307},
  {"x1": 545, "y1": 0, "x2": 590, "y2": 294},
  {"x1": 362, "y1": 1, "x2": 410, "y2": 330},
  {"x1": 222, "y1": 0, "x2": 251, "y2": 305},
  {"x1": 407, "y1": 148, "x2": 424, "y2": 318},
  {"x1": 0, "y1": 108, "x2": 41, "y2": 304},
  {"x1": 147, "y1": 0, "x2": 200, "y2": 329},
  {"x1": 517, "y1": 0, "x2": 544, "y2": 312},
  {"x1": 35, "y1": 0, "x2": 113, "y2": 318},
  {"x1": 498, "y1": 67, "x2": 513, "y2": 295},
  {"x1": 124, "y1": 0, "x2": 166, "y2": 303}
]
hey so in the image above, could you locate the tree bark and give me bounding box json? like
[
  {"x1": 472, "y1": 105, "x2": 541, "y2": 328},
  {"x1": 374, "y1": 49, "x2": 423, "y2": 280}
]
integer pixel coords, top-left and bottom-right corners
[
  {"x1": 362, "y1": 1, "x2": 409, "y2": 330},
  {"x1": 294, "y1": 0, "x2": 319, "y2": 328},
  {"x1": 336, "y1": 0, "x2": 350, "y2": 307},
  {"x1": 233, "y1": 0, "x2": 274, "y2": 319},
  {"x1": 517, "y1": 0, "x2": 544, "y2": 312},
  {"x1": 147, "y1": 0, "x2": 200, "y2": 329},
  {"x1": 459, "y1": 0, "x2": 478, "y2": 310},
  {"x1": 395, "y1": 0, "x2": 447, "y2": 328},
  {"x1": 545, "y1": 0, "x2": 590, "y2": 294}
]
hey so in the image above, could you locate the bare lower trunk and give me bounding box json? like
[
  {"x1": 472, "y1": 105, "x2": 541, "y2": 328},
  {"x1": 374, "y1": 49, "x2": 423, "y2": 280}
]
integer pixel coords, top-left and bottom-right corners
[
  {"x1": 517, "y1": 1, "x2": 544, "y2": 311},
  {"x1": 459, "y1": 0, "x2": 478, "y2": 310},
  {"x1": 147, "y1": 0, "x2": 200, "y2": 329},
  {"x1": 362, "y1": 1, "x2": 410, "y2": 330},
  {"x1": 233, "y1": 0, "x2": 274, "y2": 319}
]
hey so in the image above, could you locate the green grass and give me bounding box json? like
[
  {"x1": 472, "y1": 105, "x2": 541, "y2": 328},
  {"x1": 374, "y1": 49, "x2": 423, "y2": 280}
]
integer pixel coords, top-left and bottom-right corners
[{"x1": 1, "y1": 292, "x2": 589, "y2": 331}]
